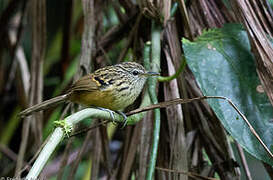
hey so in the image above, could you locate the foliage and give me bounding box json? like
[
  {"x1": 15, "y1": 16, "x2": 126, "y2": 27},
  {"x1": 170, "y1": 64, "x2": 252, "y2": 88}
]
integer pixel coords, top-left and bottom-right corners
[{"x1": 183, "y1": 23, "x2": 273, "y2": 165}]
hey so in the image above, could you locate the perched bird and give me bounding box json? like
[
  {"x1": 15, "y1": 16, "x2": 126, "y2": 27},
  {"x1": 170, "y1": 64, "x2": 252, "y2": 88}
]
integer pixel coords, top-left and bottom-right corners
[{"x1": 19, "y1": 62, "x2": 159, "y2": 122}]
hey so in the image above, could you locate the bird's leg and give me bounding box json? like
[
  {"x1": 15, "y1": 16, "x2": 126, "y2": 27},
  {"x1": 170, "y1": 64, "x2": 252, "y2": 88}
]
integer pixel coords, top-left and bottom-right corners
[
  {"x1": 95, "y1": 107, "x2": 127, "y2": 127},
  {"x1": 96, "y1": 107, "x2": 116, "y2": 122}
]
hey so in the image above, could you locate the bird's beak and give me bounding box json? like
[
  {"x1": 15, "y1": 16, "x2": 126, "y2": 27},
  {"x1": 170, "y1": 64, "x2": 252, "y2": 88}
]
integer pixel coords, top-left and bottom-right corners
[{"x1": 143, "y1": 71, "x2": 160, "y2": 76}]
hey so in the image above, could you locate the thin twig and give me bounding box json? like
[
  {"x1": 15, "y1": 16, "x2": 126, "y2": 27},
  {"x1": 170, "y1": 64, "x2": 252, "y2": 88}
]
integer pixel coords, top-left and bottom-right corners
[
  {"x1": 70, "y1": 120, "x2": 110, "y2": 137},
  {"x1": 126, "y1": 96, "x2": 273, "y2": 160},
  {"x1": 235, "y1": 141, "x2": 252, "y2": 180},
  {"x1": 68, "y1": 131, "x2": 92, "y2": 180},
  {"x1": 0, "y1": 144, "x2": 32, "y2": 174},
  {"x1": 0, "y1": 144, "x2": 19, "y2": 162},
  {"x1": 126, "y1": 96, "x2": 210, "y2": 116}
]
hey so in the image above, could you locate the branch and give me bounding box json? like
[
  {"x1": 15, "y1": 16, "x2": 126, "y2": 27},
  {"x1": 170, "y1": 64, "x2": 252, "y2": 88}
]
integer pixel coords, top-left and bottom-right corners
[
  {"x1": 26, "y1": 108, "x2": 125, "y2": 179},
  {"x1": 127, "y1": 96, "x2": 273, "y2": 160},
  {"x1": 126, "y1": 96, "x2": 210, "y2": 116}
]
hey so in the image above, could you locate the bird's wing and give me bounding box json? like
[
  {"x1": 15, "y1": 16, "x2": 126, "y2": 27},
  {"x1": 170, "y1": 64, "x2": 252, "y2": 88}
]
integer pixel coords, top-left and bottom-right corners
[{"x1": 70, "y1": 74, "x2": 100, "y2": 92}]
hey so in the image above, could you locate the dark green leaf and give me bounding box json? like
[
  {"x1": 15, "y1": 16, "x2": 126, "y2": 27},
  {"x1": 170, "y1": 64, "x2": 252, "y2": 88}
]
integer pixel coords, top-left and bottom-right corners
[{"x1": 183, "y1": 23, "x2": 273, "y2": 165}]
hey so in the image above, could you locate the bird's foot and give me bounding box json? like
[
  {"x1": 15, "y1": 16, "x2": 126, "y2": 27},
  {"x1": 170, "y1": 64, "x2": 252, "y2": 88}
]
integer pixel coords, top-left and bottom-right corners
[
  {"x1": 96, "y1": 107, "x2": 115, "y2": 122},
  {"x1": 116, "y1": 110, "x2": 127, "y2": 128},
  {"x1": 96, "y1": 107, "x2": 127, "y2": 128}
]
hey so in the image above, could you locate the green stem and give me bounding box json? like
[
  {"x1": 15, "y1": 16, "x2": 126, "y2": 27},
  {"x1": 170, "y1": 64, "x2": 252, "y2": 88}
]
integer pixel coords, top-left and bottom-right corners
[
  {"x1": 146, "y1": 21, "x2": 161, "y2": 180},
  {"x1": 157, "y1": 56, "x2": 186, "y2": 82},
  {"x1": 26, "y1": 108, "x2": 124, "y2": 179},
  {"x1": 26, "y1": 127, "x2": 64, "y2": 179},
  {"x1": 26, "y1": 102, "x2": 155, "y2": 179}
]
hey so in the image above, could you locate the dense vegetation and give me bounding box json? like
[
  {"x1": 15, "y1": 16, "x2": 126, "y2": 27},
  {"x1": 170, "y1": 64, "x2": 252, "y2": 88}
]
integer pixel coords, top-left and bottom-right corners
[{"x1": 0, "y1": 0, "x2": 273, "y2": 179}]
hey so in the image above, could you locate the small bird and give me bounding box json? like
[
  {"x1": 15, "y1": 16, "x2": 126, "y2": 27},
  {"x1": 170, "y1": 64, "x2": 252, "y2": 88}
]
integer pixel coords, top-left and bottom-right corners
[{"x1": 19, "y1": 62, "x2": 159, "y2": 121}]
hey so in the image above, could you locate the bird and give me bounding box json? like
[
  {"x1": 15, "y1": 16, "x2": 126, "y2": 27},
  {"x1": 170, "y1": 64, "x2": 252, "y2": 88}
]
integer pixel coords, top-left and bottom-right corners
[{"x1": 19, "y1": 62, "x2": 159, "y2": 123}]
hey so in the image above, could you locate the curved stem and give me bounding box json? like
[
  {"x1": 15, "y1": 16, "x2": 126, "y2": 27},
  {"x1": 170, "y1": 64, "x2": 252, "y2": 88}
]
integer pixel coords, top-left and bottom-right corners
[
  {"x1": 26, "y1": 128, "x2": 64, "y2": 179},
  {"x1": 158, "y1": 56, "x2": 186, "y2": 82},
  {"x1": 26, "y1": 108, "x2": 124, "y2": 179}
]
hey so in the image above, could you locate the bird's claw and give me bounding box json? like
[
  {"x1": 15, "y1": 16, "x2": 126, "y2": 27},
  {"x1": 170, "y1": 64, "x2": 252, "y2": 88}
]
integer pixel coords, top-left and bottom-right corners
[
  {"x1": 96, "y1": 107, "x2": 127, "y2": 128},
  {"x1": 116, "y1": 110, "x2": 127, "y2": 128}
]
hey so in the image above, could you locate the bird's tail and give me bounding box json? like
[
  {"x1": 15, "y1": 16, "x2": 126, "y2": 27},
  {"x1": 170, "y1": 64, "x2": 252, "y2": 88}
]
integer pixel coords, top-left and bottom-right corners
[{"x1": 19, "y1": 94, "x2": 70, "y2": 118}]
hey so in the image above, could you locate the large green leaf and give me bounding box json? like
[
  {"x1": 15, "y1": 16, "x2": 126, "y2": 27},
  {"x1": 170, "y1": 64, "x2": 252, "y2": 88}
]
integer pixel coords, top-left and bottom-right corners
[{"x1": 182, "y1": 24, "x2": 273, "y2": 165}]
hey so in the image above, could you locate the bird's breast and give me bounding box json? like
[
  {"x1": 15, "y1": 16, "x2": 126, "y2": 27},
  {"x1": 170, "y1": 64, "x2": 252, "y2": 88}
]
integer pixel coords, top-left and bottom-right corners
[{"x1": 69, "y1": 83, "x2": 139, "y2": 111}]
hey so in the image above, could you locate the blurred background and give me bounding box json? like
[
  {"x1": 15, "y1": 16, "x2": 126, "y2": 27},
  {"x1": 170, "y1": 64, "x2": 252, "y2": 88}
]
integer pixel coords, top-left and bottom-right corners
[{"x1": 0, "y1": 0, "x2": 273, "y2": 179}]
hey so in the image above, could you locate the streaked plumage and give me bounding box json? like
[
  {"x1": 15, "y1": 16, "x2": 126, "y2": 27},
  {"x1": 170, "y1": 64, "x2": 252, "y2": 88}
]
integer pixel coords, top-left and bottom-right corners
[{"x1": 19, "y1": 62, "x2": 159, "y2": 117}]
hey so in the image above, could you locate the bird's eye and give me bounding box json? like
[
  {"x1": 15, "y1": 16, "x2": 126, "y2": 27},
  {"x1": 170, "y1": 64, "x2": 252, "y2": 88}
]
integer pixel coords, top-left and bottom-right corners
[{"x1": 132, "y1": 70, "x2": 139, "y2": 76}]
